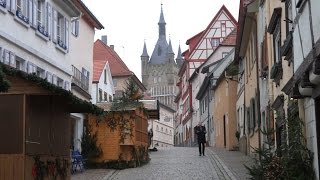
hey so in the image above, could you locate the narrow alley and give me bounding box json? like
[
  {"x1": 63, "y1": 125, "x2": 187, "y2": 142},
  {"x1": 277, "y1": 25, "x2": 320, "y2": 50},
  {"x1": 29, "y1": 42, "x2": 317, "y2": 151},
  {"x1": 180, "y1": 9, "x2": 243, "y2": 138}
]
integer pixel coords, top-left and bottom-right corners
[{"x1": 72, "y1": 147, "x2": 252, "y2": 180}]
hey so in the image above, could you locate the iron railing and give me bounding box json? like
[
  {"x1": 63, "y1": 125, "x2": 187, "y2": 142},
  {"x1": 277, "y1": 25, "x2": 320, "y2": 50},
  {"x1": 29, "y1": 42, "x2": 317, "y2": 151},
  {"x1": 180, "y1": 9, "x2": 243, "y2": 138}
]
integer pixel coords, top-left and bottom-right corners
[{"x1": 71, "y1": 65, "x2": 89, "y2": 92}]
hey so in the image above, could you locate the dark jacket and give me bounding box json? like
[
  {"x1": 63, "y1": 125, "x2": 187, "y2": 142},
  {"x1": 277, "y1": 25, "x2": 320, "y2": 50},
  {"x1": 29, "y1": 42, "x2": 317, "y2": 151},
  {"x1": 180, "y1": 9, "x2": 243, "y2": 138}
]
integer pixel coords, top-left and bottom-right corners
[{"x1": 195, "y1": 125, "x2": 206, "y2": 143}]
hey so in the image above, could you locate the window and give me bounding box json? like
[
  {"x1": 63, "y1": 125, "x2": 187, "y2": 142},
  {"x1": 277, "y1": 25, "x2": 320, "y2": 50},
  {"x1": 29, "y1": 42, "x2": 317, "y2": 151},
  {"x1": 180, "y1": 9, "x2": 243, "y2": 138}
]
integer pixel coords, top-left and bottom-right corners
[
  {"x1": 211, "y1": 38, "x2": 220, "y2": 47},
  {"x1": 104, "y1": 92, "x2": 108, "y2": 101},
  {"x1": 36, "y1": 67, "x2": 45, "y2": 78},
  {"x1": 99, "y1": 89, "x2": 102, "y2": 102},
  {"x1": 15, "y1": 56, "x2": 25, "y2": 71},
  {"x1": 222, "y1": 52, "x2": 229, "y2": 58},
  {"x1": 57, "y1": 77, "x2": 64, "y2": 87},
  {"x1": 158, "y1": 77, "x2": 161, "y2": 82},
  {"x1": 156, "y1": 125, "x2": 159, "y2": 131},
  {"x1": 154, "y1": 77, "x2": 157, "y2": 83},
  {"x1": 109, "y1": 95, "x2": 112, "y2": 102},
  {"x1": 53, "y1": 9, "x2": 69, "y2": 50},
  {"x1": 36, "y1": 0, "x2": 42, "y2": 26},
  {"x1": 161, "y1": 127, "x2": 163, "y2": 132},
  {"x1": 221, "y1": 22, "x2": 226, "y2": 37},
  {"x1": 113, "y1": 79, "x2": 117, "y2": 87},
  {"x1": 71, "y1": 20, "x2": 79, "y2": 36},
  {"x1": 15, "y1": 0, "x2": 29, "y2": 24},
  {"x1": 104, "y1": 69, "x2": 107, "y2": 84},
  {"x1": 273, "y1": 23, "x2": 281, "y2": 63},
  {"x1": 27, "y1": 61, "x2": 37, "y2": 74}
]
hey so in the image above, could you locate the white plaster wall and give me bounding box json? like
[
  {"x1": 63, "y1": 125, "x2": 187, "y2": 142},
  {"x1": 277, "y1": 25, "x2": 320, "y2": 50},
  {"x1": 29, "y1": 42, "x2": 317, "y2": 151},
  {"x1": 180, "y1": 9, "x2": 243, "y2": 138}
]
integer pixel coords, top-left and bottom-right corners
[
  {"x1": 69, "y1": 16, "x2": 96, "y2": 96},
  {"x1": 91, "y1": 63, "x2": 114, "y2": 104},
  {"x1": 0, "y1": 1, "x2": 73, "y2": 75},
  {"x1": 304, "y1": 98, "x2": 319, "y2": 180},
  {"x1": 292, "y1": 2, "x2": 312, "y2": 72},
  {"x1": 311, "y1": 0, "x2": 320, "y2": 43}
]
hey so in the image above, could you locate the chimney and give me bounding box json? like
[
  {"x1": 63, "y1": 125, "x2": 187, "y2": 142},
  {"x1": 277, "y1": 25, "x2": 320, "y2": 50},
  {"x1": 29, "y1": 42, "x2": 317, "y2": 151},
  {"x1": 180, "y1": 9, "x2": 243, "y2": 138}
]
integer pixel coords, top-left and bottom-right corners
[
  {"x1": 101, "y1": 35, "x2": 107, "y2": 45},
  {"x1": 110, "y1": 45, "x2": 114, "y2": 50}
]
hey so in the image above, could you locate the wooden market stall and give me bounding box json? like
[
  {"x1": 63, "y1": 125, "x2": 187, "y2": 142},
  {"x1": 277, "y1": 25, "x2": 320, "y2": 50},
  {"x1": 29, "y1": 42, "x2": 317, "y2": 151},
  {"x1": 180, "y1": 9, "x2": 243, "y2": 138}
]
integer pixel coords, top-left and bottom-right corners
[
  {"x1": 87, "y1": 101, "x2": 159, "y2": 168},
  {"x1": 0, "y1": 65, "x2": 102, "y2": 180}
]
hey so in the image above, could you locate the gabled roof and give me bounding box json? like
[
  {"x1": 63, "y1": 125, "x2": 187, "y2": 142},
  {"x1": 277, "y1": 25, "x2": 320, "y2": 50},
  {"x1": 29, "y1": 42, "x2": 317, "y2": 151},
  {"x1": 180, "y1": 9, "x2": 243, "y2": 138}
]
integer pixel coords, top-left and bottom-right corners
[
  {"x1": 93, "y1": 60, "x2": 106, "y2": 82},
  {"x1": 72, "y1": 0, "x2": 104, "y2": 29},
  {"x1": 185, "y1": 5, "x2": 237, "y2": 60},
  {"x1": 182, "y1": 31, "x2": 204, "y2": 59},
  {"x1": 93, "y1": 40, "x2": 132, "y2": 77}
]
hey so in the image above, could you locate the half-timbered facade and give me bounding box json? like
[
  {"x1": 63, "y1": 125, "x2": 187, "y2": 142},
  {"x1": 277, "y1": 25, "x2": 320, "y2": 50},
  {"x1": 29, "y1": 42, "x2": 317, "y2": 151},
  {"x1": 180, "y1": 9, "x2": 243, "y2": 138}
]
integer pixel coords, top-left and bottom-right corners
[{"x1": 175, "y1": 5, "x2": 237, "y2": 146}]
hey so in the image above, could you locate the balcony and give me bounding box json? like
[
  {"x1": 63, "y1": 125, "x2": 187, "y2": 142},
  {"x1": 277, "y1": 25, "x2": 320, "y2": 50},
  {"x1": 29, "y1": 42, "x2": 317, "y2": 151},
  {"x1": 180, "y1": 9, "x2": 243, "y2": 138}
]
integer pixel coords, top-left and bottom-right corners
[{"x1": 71, "y1": 65, "x2": 89, "y2": 96}]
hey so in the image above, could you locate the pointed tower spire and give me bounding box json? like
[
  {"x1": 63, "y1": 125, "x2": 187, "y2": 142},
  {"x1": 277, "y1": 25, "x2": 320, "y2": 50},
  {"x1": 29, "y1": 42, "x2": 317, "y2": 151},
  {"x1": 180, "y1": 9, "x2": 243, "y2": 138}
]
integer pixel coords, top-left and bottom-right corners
[
  {"x1": 176, "y1": 43, "x2": 182, "y2": 59},
  {"x1": 168, "y1": 38, "x2": 174, "y2": 54},
  {"x1": 176, "y1": 42, "x2": 184, "y2": 67},
  {"x1": 141, "y1": 40, "x2": 149, "y2": 57},
  {"x1": 158, "y1": 3, "x2": 166, "y2": 38}
]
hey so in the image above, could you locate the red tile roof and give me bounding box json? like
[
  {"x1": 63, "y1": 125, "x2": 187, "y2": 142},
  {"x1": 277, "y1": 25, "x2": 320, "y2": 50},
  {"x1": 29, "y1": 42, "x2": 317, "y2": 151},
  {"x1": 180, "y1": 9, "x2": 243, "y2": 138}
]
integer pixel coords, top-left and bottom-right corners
[
  {"x1": 220, "y1": 29, "x2": 237, "y2": 46},
  {"x1": 93, "y1": 40, "x2": 132, "y2": 81},
  {"x1": 93, "y1": 60, "x2": 106, "y2": 82}
]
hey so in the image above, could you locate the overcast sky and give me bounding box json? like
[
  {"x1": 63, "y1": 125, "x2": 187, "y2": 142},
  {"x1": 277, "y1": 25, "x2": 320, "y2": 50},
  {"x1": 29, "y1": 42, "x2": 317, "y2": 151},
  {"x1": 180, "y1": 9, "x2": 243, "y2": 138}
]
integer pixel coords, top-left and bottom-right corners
[{"x1": 82, "y1": 0, "x2": 240, "y2": 80}]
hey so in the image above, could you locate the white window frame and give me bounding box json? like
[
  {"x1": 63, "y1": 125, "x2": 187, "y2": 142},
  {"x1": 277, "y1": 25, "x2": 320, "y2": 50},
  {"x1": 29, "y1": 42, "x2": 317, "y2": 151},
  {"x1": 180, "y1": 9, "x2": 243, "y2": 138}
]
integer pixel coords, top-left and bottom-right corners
[
  {"x1": 71, "y1": 19, "x2": 79, "y2": 37},
  {"x1": 273, "y1": 22, "x2": 281, "y2": 63}
]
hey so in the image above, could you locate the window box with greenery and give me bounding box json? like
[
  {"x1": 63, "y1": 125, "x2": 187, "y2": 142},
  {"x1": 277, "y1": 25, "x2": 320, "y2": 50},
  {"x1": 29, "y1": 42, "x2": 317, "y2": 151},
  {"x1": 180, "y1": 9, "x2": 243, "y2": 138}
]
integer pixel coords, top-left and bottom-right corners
[
  {"x1": 16, "y1": 9, "x2": 29, "y2": 24},
  {"x1": 0, "y1": 0, "x2": 6, "y2": 8},
  {"x1": 37, "y1": 24, "x2": 49, "y2": 37}
]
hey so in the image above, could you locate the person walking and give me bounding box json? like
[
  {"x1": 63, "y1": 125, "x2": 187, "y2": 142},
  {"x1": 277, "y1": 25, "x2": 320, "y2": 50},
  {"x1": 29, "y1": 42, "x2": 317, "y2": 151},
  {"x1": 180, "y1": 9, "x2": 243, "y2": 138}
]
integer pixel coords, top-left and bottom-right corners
[{"x1": 195, "y1": 122, "x2": 206, "y2": 156}]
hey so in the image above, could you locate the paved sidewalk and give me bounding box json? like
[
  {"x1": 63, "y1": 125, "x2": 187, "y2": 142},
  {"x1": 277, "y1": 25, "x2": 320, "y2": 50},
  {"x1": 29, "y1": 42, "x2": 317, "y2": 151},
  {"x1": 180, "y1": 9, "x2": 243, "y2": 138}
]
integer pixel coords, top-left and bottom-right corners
[
  {"x1": 71, "y1": 169, "x2": 113, "y2": 180},
  {"x1": 71, "y1": 147, "x2": 254, "y2": 180},
  {"x1": 208, "y1": 147, "x2": 254, "y2": 180}
]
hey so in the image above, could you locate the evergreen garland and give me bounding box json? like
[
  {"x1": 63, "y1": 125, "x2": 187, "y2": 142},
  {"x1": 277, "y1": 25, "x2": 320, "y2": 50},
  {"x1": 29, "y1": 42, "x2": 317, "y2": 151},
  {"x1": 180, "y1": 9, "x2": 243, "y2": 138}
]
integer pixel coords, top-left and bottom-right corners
[
  {"x1": 108, "y1": 77, "x2": 147, "y2": 143},
  {"x1": 0, "y1": 64, "x2": 11, "y2": 92},
  {"x1": 245, "y1": 102, "x2": 315, "y2": 180},
  {"x1": 0, "y1": 63, "x2": 104, "y2": 115},
  {"x1": 81, "y1": 123, "x2": 102, "y2": 161}
]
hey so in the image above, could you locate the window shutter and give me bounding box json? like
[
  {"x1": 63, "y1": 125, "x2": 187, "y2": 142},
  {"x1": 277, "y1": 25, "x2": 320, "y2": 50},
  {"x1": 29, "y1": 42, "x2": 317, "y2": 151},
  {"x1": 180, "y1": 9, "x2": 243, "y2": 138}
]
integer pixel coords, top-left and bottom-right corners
[
  {"x1": 75, "y1": 20, "x2": 79, "y2": 36},
  {"x1": 10, "y1": 0, "x2": 15, "y2": 13},
  {"x1": 46, "y1": 3, "x2": 51, "y2": 38},
  {"x1": 6, "y1": 0, "x2": 10, "y2": 10},
  {"x1": 27, "y1": 62, "x2": 33, "y2": 73},
  {"x1": 4, "y1": 50, "x2": 10, "y2": 65},
  {"x1": 65, "y1": 18, "x2": 69, "y2": 51},
  {"x1": 46, "y1": 71, "x2": 52, "y2": 83},
  {"x1": 9, "y1": 52, "x2": 15, "y2": 67},
  {"x1": 32, "y1": 0, "x2": 37, "y2": 27},
  {"x1": 32, "y1": 65, "x2": 36, "y2": 73},
  {"x1": 52, "y1": 74, "x2": 57, "y2": 85},
  {"x1": 255, "y1": 96, "x2": 259, "y2": 127},
  {"x1": 28, "y1": 0, "x2": 32, "y2": 25},
  {"x1": 52, "y1": 9, "x2": 57, "y2": 43}
]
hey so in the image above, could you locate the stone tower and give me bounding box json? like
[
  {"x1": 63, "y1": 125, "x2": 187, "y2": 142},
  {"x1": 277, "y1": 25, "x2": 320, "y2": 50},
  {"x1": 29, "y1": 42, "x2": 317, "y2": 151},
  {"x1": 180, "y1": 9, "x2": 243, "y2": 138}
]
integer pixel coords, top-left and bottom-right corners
[{"x1": 140, "y1": 5, "x2": 182, "y2": 110}]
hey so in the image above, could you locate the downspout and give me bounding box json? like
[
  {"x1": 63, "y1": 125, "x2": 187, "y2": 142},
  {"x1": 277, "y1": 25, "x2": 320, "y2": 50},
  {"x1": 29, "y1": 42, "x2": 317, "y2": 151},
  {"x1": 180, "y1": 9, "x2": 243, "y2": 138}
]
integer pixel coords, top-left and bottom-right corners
[
  {"x1": 254, "y1": 16, "x2": 262, "y2": 162},
  {"x1": 207, "y1": 83, "x2": 210, "y2": 146},
  {"x1": 247, "y1": 13, "x2": 261, "y2": 159}
]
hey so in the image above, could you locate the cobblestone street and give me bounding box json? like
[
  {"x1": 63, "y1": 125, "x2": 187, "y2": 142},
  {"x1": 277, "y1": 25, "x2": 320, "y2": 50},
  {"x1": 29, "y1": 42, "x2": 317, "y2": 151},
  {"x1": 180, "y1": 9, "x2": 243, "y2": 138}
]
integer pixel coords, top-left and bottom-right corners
[{"x1": 72, "y1": 147, "x2": 253, "y2": 180}]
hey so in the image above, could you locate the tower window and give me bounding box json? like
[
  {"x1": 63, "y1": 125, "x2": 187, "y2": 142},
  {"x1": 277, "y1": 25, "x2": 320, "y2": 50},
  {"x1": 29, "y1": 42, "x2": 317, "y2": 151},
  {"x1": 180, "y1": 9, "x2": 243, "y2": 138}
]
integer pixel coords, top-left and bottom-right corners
[{"x1": 158, "y1": 46, "x2": 162, "y2": 56}]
